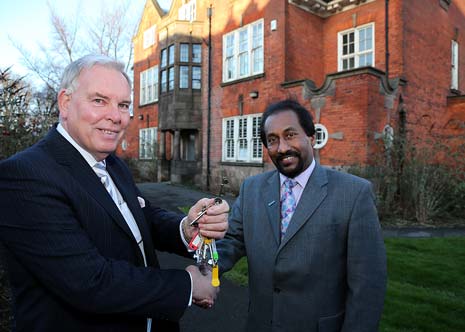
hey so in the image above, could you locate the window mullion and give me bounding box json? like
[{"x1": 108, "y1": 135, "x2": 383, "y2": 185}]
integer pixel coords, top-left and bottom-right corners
[
  {"x1": 354, "y1": 29, "x2": 360, "y2": 68},
  {"x1": 247, "y1": 116, "x2": 253, "y2": 162}
]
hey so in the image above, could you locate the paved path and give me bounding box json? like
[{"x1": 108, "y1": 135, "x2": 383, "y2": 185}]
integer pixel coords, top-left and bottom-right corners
[{"x1": 138, "y1": 181, "x2": 465, "y2": 331}]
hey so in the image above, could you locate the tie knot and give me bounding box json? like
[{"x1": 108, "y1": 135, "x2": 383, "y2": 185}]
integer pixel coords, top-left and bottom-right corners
[
  {"x1": 94, "y1": 162, "x2": 108, "y2": 180},
  {"x1": 284, "y1": 178, "x2": 297, "y2": 190},
  {"x1": 94, "y1": 161, "x2": 106, "y2": 171}
]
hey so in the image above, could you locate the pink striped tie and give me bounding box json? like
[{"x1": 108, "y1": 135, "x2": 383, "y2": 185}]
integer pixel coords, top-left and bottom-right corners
[{"x1": 280, "y1": 178, "x2": 297, "y2": 238}]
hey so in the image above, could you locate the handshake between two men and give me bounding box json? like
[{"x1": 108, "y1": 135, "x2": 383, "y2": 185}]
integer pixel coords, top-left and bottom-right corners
[{"x1": 182, "y1": 198, "x2": 230, "y2": 309}]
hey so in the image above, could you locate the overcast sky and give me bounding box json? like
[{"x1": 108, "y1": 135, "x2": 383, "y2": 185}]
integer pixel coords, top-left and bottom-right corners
[{"x1": 0, "y1": 0, "x2": 171, "y2": 79}]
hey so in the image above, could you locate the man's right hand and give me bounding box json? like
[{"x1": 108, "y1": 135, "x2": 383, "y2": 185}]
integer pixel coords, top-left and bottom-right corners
[{"x1": 186, "y1": 265, "x2": 219, "y2": 308}]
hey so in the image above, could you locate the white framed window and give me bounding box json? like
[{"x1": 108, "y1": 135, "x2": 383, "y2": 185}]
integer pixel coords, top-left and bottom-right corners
[
  {"x1": 222, "y1": 19, "x2": 264, "y2": 82},
  {"x1": 178, "y1": 0, "x2": 196, "y2": 22},
  {"x1": 143, "y1": 25, "x2": 156, "y2": 49},
  {"x1": 338, "y1": 23, "x2": 375, "y2": 71},
  {"x1": 451, "y1": 40, "x2": 459, "y2": 90},
  {"x1": 222, "y1": 114, "x2": 263, "y2": 162},
  {"x1": 139, "y1": 66, "x2": 159, "y2": 105},
  {"x1": 313, "y1": 124, "x2": 328, "y2": 150},
  {"x1": 139, "y1": 127, "x2": 158, "y2": 160}
]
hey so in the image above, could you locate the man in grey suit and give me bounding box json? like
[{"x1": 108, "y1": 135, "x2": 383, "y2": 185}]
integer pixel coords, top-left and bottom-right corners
[{"x1": 216, "y1": 99, "x2": 387, "y2": 332}]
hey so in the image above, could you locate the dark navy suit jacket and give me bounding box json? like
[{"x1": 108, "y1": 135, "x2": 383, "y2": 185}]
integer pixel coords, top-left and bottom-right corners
[{"x1": 0, "y1": 127, "x2": 191, "y2": 332}]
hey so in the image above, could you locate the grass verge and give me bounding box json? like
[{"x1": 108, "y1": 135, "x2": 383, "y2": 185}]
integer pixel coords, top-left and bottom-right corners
[{"x1": 223, "y1": 237, "x2": 465, "y2": 332}]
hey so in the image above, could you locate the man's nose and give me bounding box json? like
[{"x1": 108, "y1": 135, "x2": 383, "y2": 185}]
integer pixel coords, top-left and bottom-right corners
[
  {"x1": 277, "y1": 137, "x2": 290, "y2": 153},
  {"x1": 107, "y1": 102, "x2": 122, "y2": 122}
]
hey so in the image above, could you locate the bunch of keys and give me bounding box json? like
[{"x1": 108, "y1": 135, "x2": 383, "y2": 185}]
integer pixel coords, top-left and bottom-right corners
[{"x1": 188, "y1": 197, "x2": 222, "y2": 287}]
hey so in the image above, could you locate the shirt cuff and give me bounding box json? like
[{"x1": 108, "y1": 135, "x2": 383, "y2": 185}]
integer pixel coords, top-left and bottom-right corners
[{"x1": 179, "y1": 216, "x2": 195, "y2": 252}]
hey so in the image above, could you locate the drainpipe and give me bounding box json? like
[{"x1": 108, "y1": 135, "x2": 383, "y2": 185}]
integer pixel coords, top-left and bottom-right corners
[
  {"x1": 385, "y1": 0, "x2": 390, "y2": 78},
  {"x1": 206, "y1": 4, "x2": 212, "y2": 191}
]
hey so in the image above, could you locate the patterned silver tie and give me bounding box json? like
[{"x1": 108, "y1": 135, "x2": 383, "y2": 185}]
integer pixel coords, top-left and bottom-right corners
[
  {"x1": 280, "y1": 178, "x2": 297, "y2": 238},
  {"x1": 94, "y1": 161, "x2": 120, "y2": 205}
]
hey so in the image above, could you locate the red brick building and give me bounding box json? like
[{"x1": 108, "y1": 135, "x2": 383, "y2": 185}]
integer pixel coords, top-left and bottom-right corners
[{"x1": 120, "y1": 0, "x2": 465, "y2": 193}]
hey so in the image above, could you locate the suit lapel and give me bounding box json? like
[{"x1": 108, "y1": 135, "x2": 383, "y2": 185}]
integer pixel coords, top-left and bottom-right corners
[
  {"x1": 45, "y1": 128, "x2": 135, "y2": 240},
  {"x1": 263, "y1": 172, "x2": 281, "y2": 245},
  {"x1": 106, "y1": 158, "x2": 158, "y2": 266},
  {"x1": 278, "y1": 163, "x2": 328, "y2": 251}
]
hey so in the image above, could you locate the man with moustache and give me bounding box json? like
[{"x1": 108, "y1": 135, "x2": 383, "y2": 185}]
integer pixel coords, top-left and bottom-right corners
[{"x1": 216, "y1": 99, "x2": 387, "y2": 332}]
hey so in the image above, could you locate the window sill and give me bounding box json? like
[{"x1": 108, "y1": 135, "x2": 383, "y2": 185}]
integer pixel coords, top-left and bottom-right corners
[
  {"x1": 139, "y1": 101, "x2": 158, "y2": 107},
  {"x1": 450, "y1": 88, "x2": 462, "y2": 96},
  {"x1": 221, "y1": 73, "x2": 265, "y2": 87},
  {"x1": 221, "y1": 161, "x2": 264, "y2": 167}
]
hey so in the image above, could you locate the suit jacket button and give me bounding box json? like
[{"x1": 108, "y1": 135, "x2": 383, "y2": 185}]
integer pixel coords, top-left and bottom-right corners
[{"x1": 274, "y1": 287, "x2": 281, "y2": 293}]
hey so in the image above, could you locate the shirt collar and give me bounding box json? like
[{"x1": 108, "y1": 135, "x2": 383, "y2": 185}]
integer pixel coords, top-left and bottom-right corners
[
  {"x1": 56, "y1": 123, "x2": 100, "y2": 168},
  {"x1": 279, "y1": 158, "x2": 316, "y2": 189}
]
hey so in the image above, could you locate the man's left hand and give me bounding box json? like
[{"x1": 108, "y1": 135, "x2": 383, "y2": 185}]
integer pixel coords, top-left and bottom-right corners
[{"x1": 184, "y1": 198, "x2": 229, "y2": 240}]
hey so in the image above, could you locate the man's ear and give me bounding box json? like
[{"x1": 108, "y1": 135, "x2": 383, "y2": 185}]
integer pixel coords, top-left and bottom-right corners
[
  {"x1": 57, "y1": 89, "x2": 71, "y2": 120},
  {"x1": 309, "y1": 135, "x2": 315, "y2": 147}
]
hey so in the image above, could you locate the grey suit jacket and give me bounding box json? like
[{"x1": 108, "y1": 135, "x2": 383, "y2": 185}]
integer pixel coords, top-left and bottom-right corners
[{"x1": 217, "y1": 163, "x2": 387, "y2": 332}]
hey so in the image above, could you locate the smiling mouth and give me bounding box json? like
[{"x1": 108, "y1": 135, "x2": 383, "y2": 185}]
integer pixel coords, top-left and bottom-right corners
[{"x1": 99, "y1": 129, "x2": 118, "y2": 135}]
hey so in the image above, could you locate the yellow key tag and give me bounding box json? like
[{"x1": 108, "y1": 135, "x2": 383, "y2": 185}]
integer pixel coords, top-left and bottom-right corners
[{"x1": 211, "y1": 265, "x2": 220, "y2": 287}]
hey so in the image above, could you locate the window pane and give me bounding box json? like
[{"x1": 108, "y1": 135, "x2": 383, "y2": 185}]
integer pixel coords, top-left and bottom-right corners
[
  {"x1": 168, "y1": 67, "x2": 174, "y2": 90},
  {"x1": 226, "y1": 35, "x2": 234, "y2": 56},
  {"x1": 180, "y1": 44, "x2": 189, "y2": 62},
  {"x1": 192, "y1": 67, "x2": 201, "y2": 89},
  {"x1": 252, "y1": 22, "x2": 263, "y2": 47},
  {"x1": 147, "y1": 69, "x2": 153, "y2": 101},
  {"x1": 168, "y1": 45, "x2": 175, "y2": 65},
  {"x1": 161, "y1": 70, "x2": 167, "y2": 92},
  {"x1": 192, "y1": 44, "x2": 201, "y2": 63},
  {"x1": 366, "y1": 53, "x2": 373, "y2": 66},
  {"x1": 180, "y1": 66, "x2": 189, "y2": 89},
  {"x1": 153, "y1": 67, "x2": 159, "y2": 101},
  {"x1": 239, "y1": 53, "x2": 248, "y2": 76},
  {"x1": 140, "y1": 71, "x2": 146, "y2": 104},
  {"x1": 253, "y1": 47, "x2": 263, "y2": 73},
  {"x1": 359, "y1": 54, "x2": 366, "y2": 66},
  {"x1": 252, "y1": 117, "x2": 262, "y2": 159},
  {"x1": 161, "y1": 49, "x2": 167, "y2": 67},
  {"x1": 226, "y1": 58, "x2": 235, "y2": 80},
  {"x1": 239, "y1": 30, "x2": 248, "y2": 52}
]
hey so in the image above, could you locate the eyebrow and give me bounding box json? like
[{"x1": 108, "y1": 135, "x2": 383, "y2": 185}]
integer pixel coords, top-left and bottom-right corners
[{"x1": 92, "y1": 92, "x2": 131, "y2": 105}]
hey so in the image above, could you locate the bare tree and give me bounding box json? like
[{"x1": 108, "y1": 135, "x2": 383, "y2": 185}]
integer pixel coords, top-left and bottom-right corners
[
  {"x1": 13, "y1": 0, "x2": 139, "y2": 93},
  {"x1": 0, "y1": 67, "x2": 57, "y2": 160}
]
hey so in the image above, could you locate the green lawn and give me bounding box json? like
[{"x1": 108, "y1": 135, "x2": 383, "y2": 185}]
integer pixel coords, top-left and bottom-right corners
[{"x1": 223, "y1": 237, "x2": 465, "y2": 332}]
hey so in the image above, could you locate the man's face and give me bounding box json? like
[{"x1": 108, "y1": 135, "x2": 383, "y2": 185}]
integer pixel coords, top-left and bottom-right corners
[
  {"x1": 58, "y1": 65, "x2": 131, "y2": 161},
  {"x1": 264, "y1": 110, "x2": 314, "y2": 178}
]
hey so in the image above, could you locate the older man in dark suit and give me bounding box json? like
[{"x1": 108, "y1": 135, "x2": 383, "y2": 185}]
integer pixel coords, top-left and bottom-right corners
[
  {"x1": 217, "y1": 99, "x2": 387, "y2": 332},
  {"x1": 0, "y1": 55, "x2": 228, "y2": 332}
]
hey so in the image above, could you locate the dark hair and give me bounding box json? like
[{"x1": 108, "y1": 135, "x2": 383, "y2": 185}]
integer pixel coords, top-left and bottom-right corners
[{"x1": 260, "y1": 99, "x2": 315, "y2": 146}]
